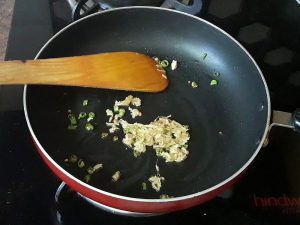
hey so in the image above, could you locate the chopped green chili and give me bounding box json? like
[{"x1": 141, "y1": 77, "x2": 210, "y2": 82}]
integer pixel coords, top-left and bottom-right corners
[
  {"x1": 142, "y1": 182, "x2": 147, "y2": 191},
  {"x1": 68, "y1": 114, "x2": 77, "y2": 126},
  {"x1": 84, "y1": 174, "x2": 91, "y2": 183},
  {"x1": 78, "y1": 112, "x2": 87, "y2": 120},
  {"x1": 155, "y1": 148, "x2": 163, "y2": 157},
  {"x1": 87, "y1": 166, "x2": 94, "y2": 174},
  {"x1": 78, "y1": 159, "x2": 85, "y2": 168},
  {"x1": 88, "y1": 112, "x2": 95, "y2": 118},
  {"x1": 69, "y1": 154, "x2": 78, "y2": 163},
  {"x1": 113, "y1": 105, "x2": 119, "y2": 112},
  {"x1": 210, "y1": 79, "x2": 218, "y2": 86},
  {"x1": 118, "y1": 108, "x2": 126, "y2": 117},
  {"x1": 87, "y1": 112, "x2": 95, "y2": 122},
  {"x1": 85, "y1": 123, "x2": 94, "y2": 131},
  {"x1": 101, "y1": 132, "x2": 109, "y2": 139},
  {"x1": 160, "y1": 60, "x2": 169, "y2": 68},
  {"x1": 113, "y1": 136, "x2": 119, "y2": 142},
  {"x1": 83, "y1": 100, "x2": 88, "y2": 106}
]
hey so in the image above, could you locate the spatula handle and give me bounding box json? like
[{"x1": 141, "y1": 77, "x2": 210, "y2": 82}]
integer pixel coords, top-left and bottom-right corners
[{"x1": 0, "y1": 58, "x2": 86, "y2": 86}]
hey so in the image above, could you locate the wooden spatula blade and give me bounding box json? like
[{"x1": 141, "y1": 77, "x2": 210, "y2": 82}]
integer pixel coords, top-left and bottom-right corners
[
  {"x1": 0, "y1": 52, "x2": 169, "y2": 92},
  {"x1": 82, "y1": 52, "x2": 169, "y2": 92}
]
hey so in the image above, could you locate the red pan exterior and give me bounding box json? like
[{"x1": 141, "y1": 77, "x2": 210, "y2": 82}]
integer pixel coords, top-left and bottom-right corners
[{"x1": 34, "y1": 139, "x2": 243, "y2": 213}]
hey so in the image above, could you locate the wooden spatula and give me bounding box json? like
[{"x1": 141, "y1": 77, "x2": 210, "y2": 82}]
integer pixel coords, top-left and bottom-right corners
[{"x1": 0, "y1": 52, "x2": 168, "y2": 92}]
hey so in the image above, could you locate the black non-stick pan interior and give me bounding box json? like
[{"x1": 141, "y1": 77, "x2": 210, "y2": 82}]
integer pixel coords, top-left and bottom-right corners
[{"x1": 25, "y1": 8, "x2": 269, "y2": 199}]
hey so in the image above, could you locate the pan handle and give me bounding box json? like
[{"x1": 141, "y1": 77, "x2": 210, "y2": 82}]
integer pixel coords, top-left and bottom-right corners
[
  {"x1": 263, "y1": 109, "x2": 300, "y2": 146},
  {"x1": 161, "y1": 0, "x2": 202, "y2": 15},
  {"x1": 270, "y1": 109, "x2": 300, "y2": 133}
]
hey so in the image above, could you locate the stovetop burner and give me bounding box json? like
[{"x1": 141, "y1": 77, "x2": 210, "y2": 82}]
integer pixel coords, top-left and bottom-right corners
[
  {"x1": 50, "y1": 138, "x2": 300, "y2": 225},
  {"x1": 51, "y1": 182, "x2": 246, "y2": 225},
  {"x1": 2, "y1": 0, "x2": 300, "y2": 224},
  {"x1": 67, "y1": 0, "x2": 203, "y2": 20},
  {"x1": 52, "y1": 185, "x2": 210, "y2": 225},
  {"x1": 54, "y1": 182, "x2": 163, "y2": 217}
]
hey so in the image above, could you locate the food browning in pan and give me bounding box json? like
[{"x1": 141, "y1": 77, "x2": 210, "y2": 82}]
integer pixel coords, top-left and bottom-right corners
[
  {"x1": 65, "y1": 94, "x2": 190, "y2": 193},
  {"x1": 64, "y1": 155, "x2": 103, "y2": 183},
  {"x1": 101, "y1": 95, "x2": 190, "y2": 162},
  {"x1": 120, "y1": 116, "x2": 190, "y2": 163}
]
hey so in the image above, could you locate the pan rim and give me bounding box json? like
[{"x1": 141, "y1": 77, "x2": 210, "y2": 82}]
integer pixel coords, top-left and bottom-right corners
[{"x1": 23, "y1": 6, "x2": 271, "y2": 203}]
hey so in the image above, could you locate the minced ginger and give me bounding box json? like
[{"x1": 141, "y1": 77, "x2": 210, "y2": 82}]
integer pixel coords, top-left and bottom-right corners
[
  {"x1": 105, "y1": 96, "x2": 142, "y2": 133},
  {"x1": 120, "y1": 116, "x2": 190, "y2": 163},
  {"x1": 103, "y1": 95, "x2": 190, "y2": 192},
  {"x1": 148, "y1": 175, "x2": 165, "y2": 192}
]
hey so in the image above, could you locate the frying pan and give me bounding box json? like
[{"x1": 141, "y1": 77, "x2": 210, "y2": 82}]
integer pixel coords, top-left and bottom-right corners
[{"x1": 23, "y1": 7, "x2": 300, "y2": 214}]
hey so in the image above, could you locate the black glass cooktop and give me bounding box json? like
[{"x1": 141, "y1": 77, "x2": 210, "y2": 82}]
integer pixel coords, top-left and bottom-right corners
[{"x1": 1, "y1": 0, "x2": 300, "y2": 224}]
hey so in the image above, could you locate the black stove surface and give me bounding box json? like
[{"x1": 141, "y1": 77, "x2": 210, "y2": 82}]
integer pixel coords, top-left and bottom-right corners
[{"x1": 1, "y1": 0, "x2": 300, "y2": 224}]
